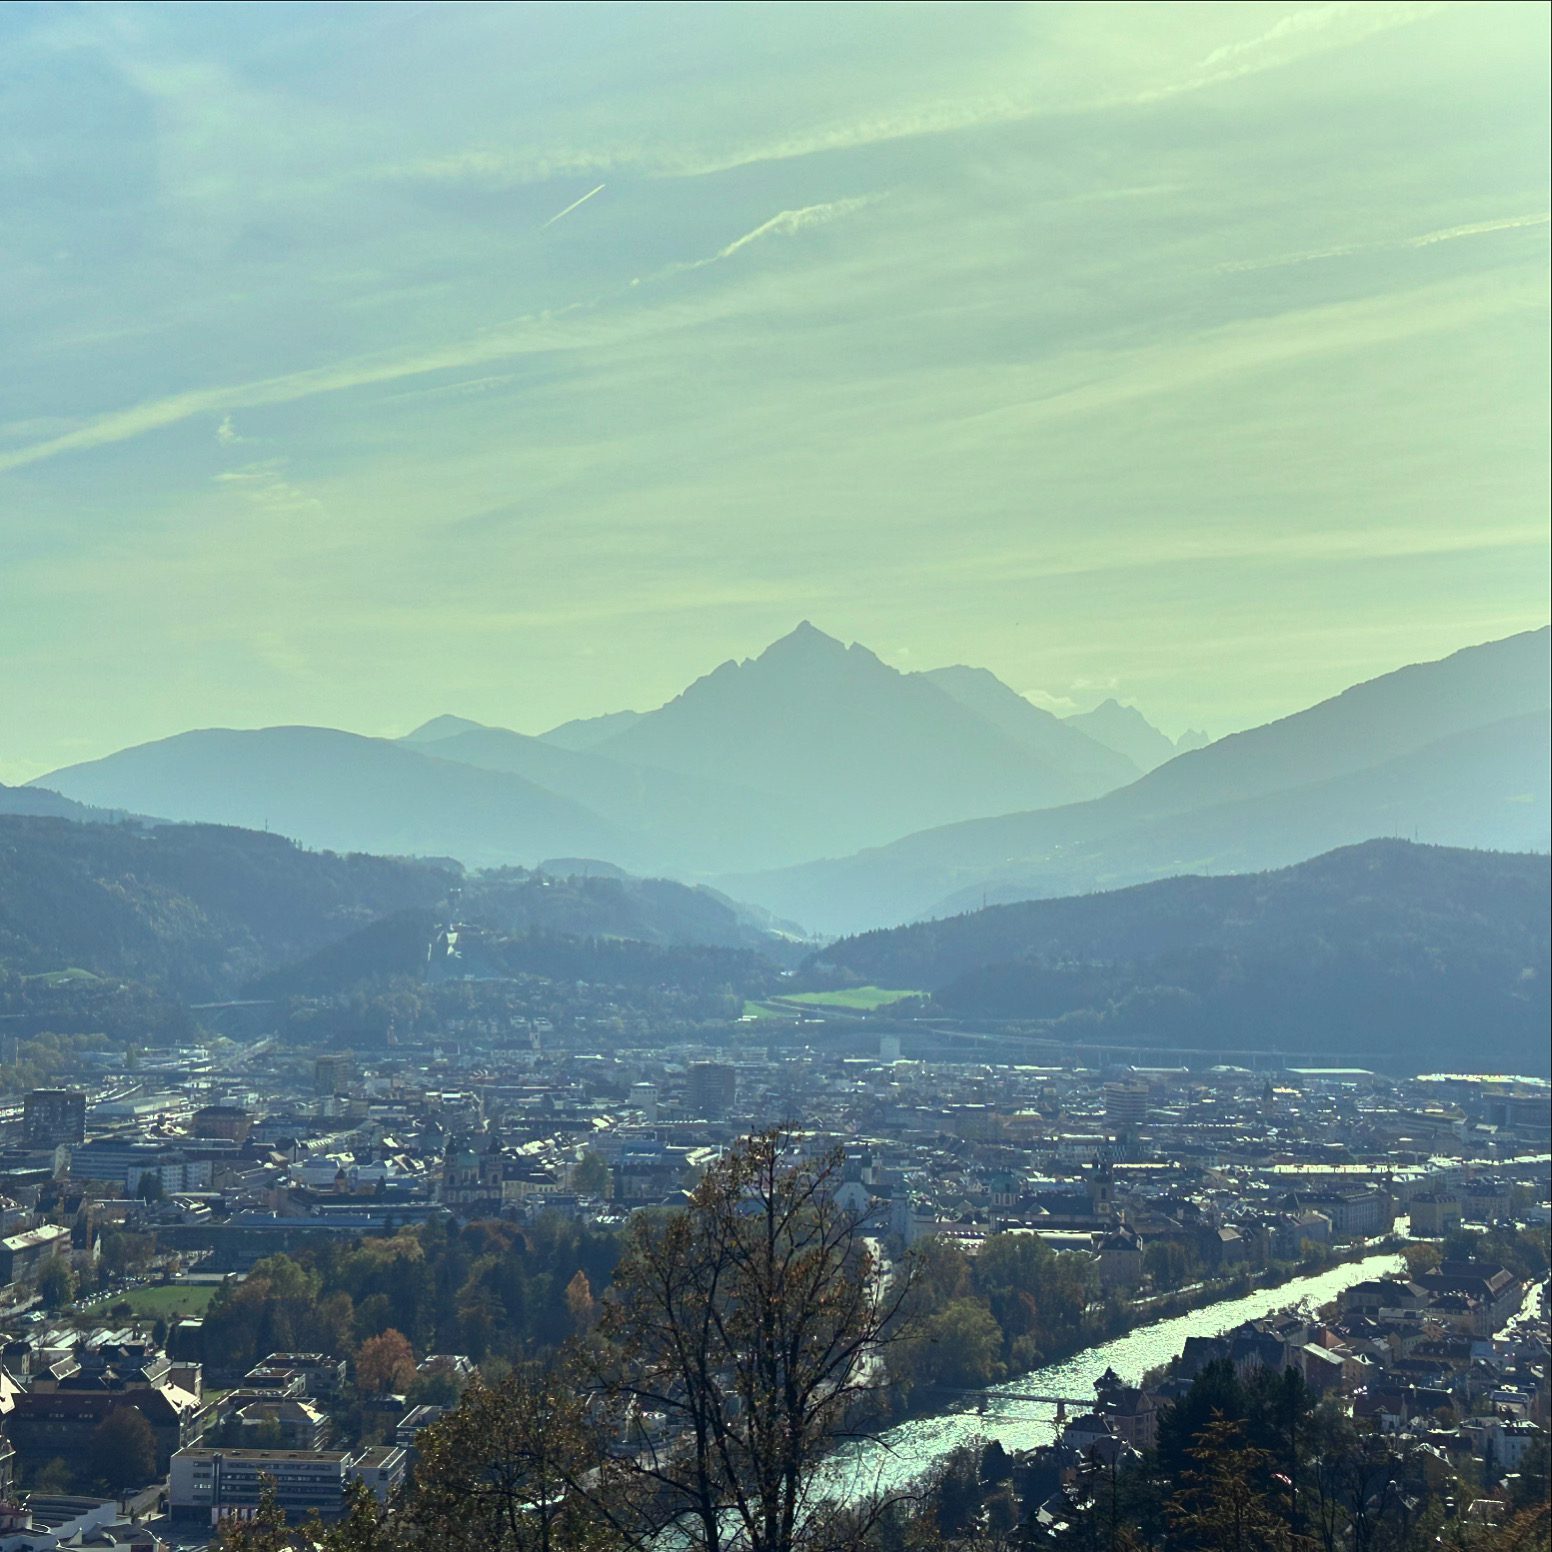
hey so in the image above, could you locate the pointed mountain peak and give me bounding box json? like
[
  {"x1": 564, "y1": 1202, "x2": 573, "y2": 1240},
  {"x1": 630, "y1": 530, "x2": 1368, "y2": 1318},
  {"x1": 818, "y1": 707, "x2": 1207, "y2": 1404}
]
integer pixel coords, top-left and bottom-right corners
[
  {"x1": 759, "y1": 621, "x2": 848, "y2": 660},
  {"x1": 401, "y1": 714, "x2": 489, "y2": 744}
]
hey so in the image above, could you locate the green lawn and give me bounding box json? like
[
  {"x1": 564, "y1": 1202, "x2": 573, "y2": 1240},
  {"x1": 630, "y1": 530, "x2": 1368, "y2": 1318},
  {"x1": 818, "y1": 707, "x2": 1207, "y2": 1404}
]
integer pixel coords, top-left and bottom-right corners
[
  {"x1": 90, "y1": 1283, "x2": 219, "y2": 1319},
  {"x1": 739, "y1": 1000, "x2": 797, "y2": 1020},
  {"x1": 779, "y1": 986, "x2": 920, "y2": 1010},
  {"x1": 23, "y1": 967, "x2": 106, "y2": 987}
]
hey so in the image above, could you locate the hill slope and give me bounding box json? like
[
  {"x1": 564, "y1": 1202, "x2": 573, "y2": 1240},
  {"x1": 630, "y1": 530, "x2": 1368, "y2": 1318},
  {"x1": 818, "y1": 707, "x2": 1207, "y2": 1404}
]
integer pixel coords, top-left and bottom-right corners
[
  {"x1": 400, "y1": 723, "x2": 809, "y2": 873},
  {"x1": 0, "y1": 816, "x2": 800, "y2": 1004},
  {"x1": 811, "y1": 841, "x2": 1551, "y2": 1075},
  {"x1": 0, "y1": 816, "x2": 456, "y2": 998},
  {"x1": 727, "y1": 629, "x2": 1550, "y2": 932},
  {"x1": 31, "y1": 726, "x2": 636, "y2": 872},
  {"x1": 919, "y1": 667, "x2": 1140, "y2": 787}
]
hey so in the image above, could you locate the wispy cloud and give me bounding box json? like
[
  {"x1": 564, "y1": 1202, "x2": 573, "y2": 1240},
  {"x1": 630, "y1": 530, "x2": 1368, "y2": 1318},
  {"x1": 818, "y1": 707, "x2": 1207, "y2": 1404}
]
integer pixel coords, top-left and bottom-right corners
[
  {"x1": 541, "y1": 183, "x2": 606, "y2": 229},
  {"x1": 213, "y1": 459, "x2": 320, "y2": 514},
  {"x1": 1220, "y1": 209, "x2": 1550, "y2": 272},
  {"x1": 380, "y1": 4, "x2": 1444, "y2": 188},
  {"x1": 215, "y1": 414, "x2": 244, "y2": 446},
  {"x1": 642, "y1": 196, "x2": 882, "y2": 284},
  {"x1": 0, "y1": 195, "x2": 880, "y2": 477}
]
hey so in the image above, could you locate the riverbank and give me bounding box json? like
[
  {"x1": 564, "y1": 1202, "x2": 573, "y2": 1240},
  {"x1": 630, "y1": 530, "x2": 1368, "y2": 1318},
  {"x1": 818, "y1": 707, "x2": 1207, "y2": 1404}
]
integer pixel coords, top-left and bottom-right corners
[
  {"x1": 825, "y1": 1248, "x2": 1406, "y2": 1501},
  {"x1": 886, "y1": 1232, "x2": 1404, "y2": 1429}
]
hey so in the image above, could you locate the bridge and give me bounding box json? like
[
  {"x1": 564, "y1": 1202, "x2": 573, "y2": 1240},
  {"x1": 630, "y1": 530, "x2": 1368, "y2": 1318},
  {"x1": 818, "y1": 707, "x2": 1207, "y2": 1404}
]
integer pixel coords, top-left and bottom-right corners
[{"x1": 939, "y1": 1388, "x2": 1095, "y2": 1419}]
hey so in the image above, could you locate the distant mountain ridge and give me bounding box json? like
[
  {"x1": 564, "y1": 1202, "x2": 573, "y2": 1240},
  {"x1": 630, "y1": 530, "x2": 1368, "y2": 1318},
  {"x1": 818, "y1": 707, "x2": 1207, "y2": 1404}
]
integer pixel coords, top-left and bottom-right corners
[
  {"x1": 36, "y1": 623, "x2": 1151, "y2": 876},
  {"x1": 33, "y1": 726, "x2": 633, "y2": 871},
  {"x1": 24, "y1": 624, "x2": 1550, "y2": 929},
  {"x1": 725, "y1": 627, "x2": 1551, "y2": 932},
  {"x1": 1064, "y1": 699, "x2": 1208, "y2": 772}
]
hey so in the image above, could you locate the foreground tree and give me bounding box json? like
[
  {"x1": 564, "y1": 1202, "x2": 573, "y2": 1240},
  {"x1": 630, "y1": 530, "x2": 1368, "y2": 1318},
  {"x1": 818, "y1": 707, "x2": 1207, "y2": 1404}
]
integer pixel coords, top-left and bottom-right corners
[
  {"x1": 403, "y1": 1364, "x2": 614, "y2": 1551},
  {"x1": 594, "y1": 1128, "x2": 917, "y2": 1552},
  {"x1": 1166, "y1": 1415, "x2": 1298, "y2": 1552}
]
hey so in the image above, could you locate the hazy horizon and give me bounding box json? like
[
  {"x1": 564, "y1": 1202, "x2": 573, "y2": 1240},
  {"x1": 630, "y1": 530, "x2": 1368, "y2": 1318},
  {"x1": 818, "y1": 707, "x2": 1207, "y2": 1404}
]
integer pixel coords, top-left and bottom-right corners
[{"x1": 4, "y1": 2, "x2": 1549, "y2": 783}]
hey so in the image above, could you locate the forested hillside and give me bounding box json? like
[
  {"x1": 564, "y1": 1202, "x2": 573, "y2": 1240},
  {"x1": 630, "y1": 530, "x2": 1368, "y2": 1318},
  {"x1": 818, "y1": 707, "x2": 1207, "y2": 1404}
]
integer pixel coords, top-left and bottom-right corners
[
  {"x1": 810, "y1": 842, "x2": 1551, "y2": 1073},
  {"x1": 0, "y1": 817, "x2": 455, "y2": 999},
  {"x1": 0, "y1": 816, "x2": 795, "y2": 1010}
]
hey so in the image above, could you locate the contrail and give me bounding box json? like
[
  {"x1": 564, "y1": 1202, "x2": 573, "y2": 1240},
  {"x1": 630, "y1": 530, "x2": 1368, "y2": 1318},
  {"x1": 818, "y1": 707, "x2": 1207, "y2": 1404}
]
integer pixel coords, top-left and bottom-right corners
[{"x1": 542, "y1": 183, "x2": 606, "y2": 228}]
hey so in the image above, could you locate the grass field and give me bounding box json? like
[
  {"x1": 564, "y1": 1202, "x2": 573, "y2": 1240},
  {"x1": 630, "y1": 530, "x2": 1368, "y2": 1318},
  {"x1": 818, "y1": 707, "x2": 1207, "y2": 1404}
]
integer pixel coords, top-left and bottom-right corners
[
  {"x1": 739, "y1": 1001, "x2": 796, "y2": 1020},
  {"x1": 778, "y1": 986, "x2": 920, "y2": 1010},
  {"x1": 88, "y1": 1283, "x2": 219, "y2": 1319},
  {"x1": 23, "y1": 967, "x2": 106, "y2": 987}
]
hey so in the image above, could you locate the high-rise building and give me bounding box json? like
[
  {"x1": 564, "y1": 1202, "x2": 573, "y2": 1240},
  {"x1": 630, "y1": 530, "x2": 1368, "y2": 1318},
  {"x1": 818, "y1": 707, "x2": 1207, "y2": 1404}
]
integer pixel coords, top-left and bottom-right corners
[
  {"x1": 1104, "y1": 1080, "x2": 1149, "y2": 1129},
  {"x1": 314, "y1": 1055, "x2": 353, "y2": 1096},
  {"x1": 23, "y1": 1089, "x2": 85, "y2": 1148},
  {"x1": 688, "y1": 1062, "x2": 737, "y2": 1120}
]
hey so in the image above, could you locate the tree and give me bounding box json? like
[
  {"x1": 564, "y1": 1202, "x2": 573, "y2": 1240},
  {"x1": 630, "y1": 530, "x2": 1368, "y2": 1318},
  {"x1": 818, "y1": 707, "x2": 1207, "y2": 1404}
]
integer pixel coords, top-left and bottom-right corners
[
  {"x1": 31, "y1": 1457, "x2": 74, "y2": 1494},
  {"x1": 1401, "y1": 1242, "x2": 1442, "y2": 1280},
  {"x1": 91, "y1": 1405, "x2": 157, "y2": 1491},
  {"x1": 404, "y1": 1365, "x2": 615, "y2": 1551},
  {"x1": 594, "y1": 1128, "x2": 917, "y2": 1552},
  {"x1": 1144, "y1": 1240, "x2": 1192, "y2": 1292},
  {"x1": 37, "y1": 1255, "x2": 76, "y2": 1310},
  {"x1": 909, "y1": 1299, "x2": 1004, "y2": 1389},
  {"x1": 138, "y1": 1169, "x2": 165, "y2": 1203},
  {"x1": 564, "y1": 1269, "x2": 596, "y2": 1335},
  {"x1": 1166, "y1": 1414, "x2": 1294, "y2": 1552},
  {"x1": 573, "y1": 1152, "x2": 611, "y2": 1196},
  {"x1": 357, "y1": 1328, "x2": 417, "y2": 1396}
]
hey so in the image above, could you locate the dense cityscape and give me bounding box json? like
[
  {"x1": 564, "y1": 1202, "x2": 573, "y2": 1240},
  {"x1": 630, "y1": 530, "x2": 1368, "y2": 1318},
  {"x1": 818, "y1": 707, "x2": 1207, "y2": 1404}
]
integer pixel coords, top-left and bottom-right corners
[{"x1": 0, "y1": 993, "x2": 1541, "y2": 1547}]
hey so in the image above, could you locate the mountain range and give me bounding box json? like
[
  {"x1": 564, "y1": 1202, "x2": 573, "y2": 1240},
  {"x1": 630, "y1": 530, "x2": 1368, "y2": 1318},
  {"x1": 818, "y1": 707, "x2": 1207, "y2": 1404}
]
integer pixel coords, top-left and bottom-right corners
[
  {"x1": 22, "y1": 623, "x2": 1551, "y2": 937},
  {"x1": 725, "y1": 627, "x2": 1550, "y2": 931},
  {"x1": 29, "y1": 624, "x2": 1147, "y2": 877}
]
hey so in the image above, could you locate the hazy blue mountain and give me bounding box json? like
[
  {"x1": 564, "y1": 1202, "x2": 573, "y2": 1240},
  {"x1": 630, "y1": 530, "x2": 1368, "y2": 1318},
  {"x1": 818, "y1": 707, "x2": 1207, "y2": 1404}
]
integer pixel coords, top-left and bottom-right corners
[
  {"x1": 539, "y1": 709, "x2": 644, "y2": 750},
  {"x1": 1064, "y1": 699, "x2": 1199, "y2": 773},
  {"x1": 591, "y1": 622, "x2": 1136, "y2": 857},
  {"x1": 919, "y1": 666, "x2": 1140, "y2": 786},
  {"x1": 925, "y1": 710, "x2": 1549, "y2": 916},
  {"x1": 31, "y1": 727, "x2": 635, "y2": 871},
  {"x1": 804, "y1": 840, "x2": 1550, "y2": 1075},
  {"x1": 725, "y1": 628, "x2": 1551, "y2": 932},
  {"x1": 399, "y1": 721, "x2": 809, "y2": 872},
  {"x1": 400, "y1": 714, "x2": 490, "y2": 743},
  {"x1": 0, "y1": 781, "x2": 106, "y2": 821}
]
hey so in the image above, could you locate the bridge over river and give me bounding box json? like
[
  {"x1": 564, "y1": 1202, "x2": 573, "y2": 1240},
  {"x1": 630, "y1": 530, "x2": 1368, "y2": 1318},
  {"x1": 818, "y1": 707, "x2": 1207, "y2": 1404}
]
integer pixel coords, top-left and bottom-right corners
[{"x1": 820, "y1": 1248, "x2": 1405, "y2": 1502}]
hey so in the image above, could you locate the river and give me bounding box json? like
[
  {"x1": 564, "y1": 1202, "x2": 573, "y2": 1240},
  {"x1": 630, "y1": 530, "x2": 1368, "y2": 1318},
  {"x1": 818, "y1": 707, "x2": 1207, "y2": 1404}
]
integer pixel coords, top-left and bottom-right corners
[{"x1": 826, "y1": 1248, "x2": 1404, "y2": 1500}]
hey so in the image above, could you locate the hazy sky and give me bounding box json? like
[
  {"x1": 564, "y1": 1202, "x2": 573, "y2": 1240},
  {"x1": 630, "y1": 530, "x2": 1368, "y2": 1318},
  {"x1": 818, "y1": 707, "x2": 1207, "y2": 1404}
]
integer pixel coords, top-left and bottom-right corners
[{"x1": 3, "y1": 1, "x2": 1548, "y2": 782}]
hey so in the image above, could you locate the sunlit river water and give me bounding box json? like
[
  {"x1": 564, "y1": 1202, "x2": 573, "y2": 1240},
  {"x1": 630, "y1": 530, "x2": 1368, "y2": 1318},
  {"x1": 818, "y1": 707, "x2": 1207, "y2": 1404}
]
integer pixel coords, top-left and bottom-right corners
[{"x1": 824, "y1": 1249, "x2": 1405, "y2": 1500}]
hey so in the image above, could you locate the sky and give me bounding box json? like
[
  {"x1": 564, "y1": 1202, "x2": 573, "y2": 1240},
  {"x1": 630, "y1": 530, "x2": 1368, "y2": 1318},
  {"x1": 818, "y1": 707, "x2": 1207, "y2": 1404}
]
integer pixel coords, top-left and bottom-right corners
[{"x1": 2, "y1": 0, "x2": 1548, "y2": 783}]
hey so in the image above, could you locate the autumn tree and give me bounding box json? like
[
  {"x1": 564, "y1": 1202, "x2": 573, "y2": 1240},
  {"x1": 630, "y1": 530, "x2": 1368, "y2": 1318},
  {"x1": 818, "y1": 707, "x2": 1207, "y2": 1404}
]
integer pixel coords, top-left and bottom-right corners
[
  {"x1": 593, "y1": 1128, "x2": 918, "y2": 1552},
  {"x1": 403, "y1": 1364, "x2": 616, "y2": 1551},
  {"x1": 356, "y1": 1327, "x2": 417, "y2": 1395},
  {"x1": 1166, "y1": 1415, "x2": 1296, "y2": 1552},
  {"x1": 564, "y1": 1269, "x2": 596, "y2": 1335},
  {"x1": 90, "y1": 1404, "x2": 158, "y2": 1491}
]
